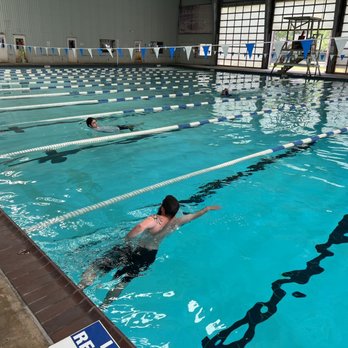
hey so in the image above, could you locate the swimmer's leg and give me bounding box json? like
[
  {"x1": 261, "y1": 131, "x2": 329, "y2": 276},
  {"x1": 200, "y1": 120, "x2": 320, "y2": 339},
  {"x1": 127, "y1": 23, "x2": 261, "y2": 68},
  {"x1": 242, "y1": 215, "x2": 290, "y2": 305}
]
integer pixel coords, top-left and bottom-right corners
[
  {"x1": 78, "y1": 264, "x2": 100, "y2": 290},
  {"x1": 118, "y1": 125, "x2": 135, "y2": 131},
  {"x1": 100, "y1": 279, "x2": 130, "y2": 309}
]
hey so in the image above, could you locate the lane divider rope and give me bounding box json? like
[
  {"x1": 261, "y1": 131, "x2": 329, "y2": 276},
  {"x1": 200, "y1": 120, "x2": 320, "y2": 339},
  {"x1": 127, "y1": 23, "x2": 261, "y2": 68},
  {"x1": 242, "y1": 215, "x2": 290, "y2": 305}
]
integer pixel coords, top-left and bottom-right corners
[
  {"x1": 0, "y1": 91, "x2": 206, "y2": 112},
  {"x1": 25, "y1": 127, "x2": 348, "y2": 233},
  {"x1": 0, "y1": 83, "x2": 202, "y2": 100},
  {"x1": 0, "y1": 101, "x2": 318, "y2": 158}
]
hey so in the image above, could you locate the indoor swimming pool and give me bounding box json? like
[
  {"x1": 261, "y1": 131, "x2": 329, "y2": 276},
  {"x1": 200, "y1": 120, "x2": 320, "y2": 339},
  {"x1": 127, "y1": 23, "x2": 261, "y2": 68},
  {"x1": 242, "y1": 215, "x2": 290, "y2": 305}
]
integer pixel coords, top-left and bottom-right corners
[{"x1": 0, "y1": 66, "x2": 347, "y2": 348}]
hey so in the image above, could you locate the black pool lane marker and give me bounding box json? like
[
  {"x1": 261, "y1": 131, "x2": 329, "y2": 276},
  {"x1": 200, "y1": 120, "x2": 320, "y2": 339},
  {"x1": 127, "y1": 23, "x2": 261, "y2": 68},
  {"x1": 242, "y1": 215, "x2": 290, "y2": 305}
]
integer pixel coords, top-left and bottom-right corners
[
  {"x1": 180, "y1": 144, "x2": 314, "y2": 205},
  {"x1": 201, "y1": 214, "x2": 348, "y2": 348}
]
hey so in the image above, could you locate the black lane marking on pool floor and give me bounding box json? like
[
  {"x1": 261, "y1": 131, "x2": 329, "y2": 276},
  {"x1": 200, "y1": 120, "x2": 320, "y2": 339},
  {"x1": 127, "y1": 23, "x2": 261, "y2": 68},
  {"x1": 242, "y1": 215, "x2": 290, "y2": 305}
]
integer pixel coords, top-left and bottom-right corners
[
  {"x1": 180, "y1": 144, "x2": 315, "y2": 206},
  {"x1": 201, "y1": 214, "x2": 348, "y2": 348}
]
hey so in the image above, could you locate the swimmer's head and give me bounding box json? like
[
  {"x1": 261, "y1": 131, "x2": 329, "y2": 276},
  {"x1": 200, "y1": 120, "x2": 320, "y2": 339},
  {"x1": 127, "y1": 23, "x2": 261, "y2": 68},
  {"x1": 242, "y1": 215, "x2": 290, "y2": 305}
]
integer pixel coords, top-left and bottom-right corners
[
  {"x1": 159, "y1": 195, "x2": 180, "y2": 218},
  {"x1": 86, "y1": 117, "x2": 97, "y2": 128}
]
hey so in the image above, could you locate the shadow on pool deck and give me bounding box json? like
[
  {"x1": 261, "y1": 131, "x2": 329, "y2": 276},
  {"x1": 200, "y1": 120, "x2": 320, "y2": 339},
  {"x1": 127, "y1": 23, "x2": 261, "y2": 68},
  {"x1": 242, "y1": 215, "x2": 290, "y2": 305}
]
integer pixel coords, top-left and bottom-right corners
[{"x1": 0, "y1": 208, "x2": 135, "y2": 348}]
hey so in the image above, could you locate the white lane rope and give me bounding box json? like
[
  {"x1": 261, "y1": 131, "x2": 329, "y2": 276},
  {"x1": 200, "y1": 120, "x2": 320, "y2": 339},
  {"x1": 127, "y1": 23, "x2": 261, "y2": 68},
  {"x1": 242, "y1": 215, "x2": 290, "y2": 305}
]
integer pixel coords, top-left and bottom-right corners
[
  {"x1": 25, "y1": 127, "x2": 348, "y2": 233},
  {"x1": 0, "y1": 102, "x2": 310, "y2": 158}
]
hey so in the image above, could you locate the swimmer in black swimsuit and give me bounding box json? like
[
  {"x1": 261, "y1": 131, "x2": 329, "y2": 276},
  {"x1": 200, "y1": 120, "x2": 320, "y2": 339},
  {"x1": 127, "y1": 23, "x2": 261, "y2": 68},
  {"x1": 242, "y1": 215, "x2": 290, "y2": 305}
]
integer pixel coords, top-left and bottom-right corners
[
  {"x1": 86, "y1": 117, "x2": 134, "y2": 133},
  {"x1": 78, "y1": 195, "x2": 220, "y2": 307}
]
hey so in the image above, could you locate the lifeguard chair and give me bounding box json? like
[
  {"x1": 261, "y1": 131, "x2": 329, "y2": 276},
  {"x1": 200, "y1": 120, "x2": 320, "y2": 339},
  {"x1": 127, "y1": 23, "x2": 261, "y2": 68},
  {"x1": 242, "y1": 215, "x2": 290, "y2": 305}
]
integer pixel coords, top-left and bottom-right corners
[{"x1": 271, "y1": 16, "x2": 323, "y2": 76}]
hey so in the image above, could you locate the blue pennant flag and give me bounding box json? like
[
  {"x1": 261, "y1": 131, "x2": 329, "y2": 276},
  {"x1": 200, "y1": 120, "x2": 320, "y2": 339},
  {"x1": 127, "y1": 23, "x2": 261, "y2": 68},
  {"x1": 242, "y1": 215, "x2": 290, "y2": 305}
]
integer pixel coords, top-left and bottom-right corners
[
  {"x1": 300, "y1": 39, "x2": 313, "y2": 59},
  {"x1": 202, "y1": 45, "x2": 210, "y2": 58},
  {"x1": 141, "y1": 47, "x2": 147, "y2": 60},
  {"x1": 246, "y1": 43, "x2": 255, "y2": 58},
  {"x1": 39, "y1": 47, "x2": 43, "y2": 54},
  {"x1": 117, "y1": 48, "x2": 123, "y2": 57},
  {"x1": 79, "y1": 48, "x2": 84, "y2": 56},
  {"x1": 64, "y1": 48, "x2": 69, "y2": 55},
  {"x1": 320, "y1": 53, "x2": 325, "y2": 61},
  {"x1": 27, "y1": 46, "x2": 32, "y2": 53},
  {"x1": 341, "y1": 54, "x2": 345, "y2": 60},
  {"x1": 97, "y1": 48, "x2": 103, "y2": 56},
  {"x1": 169, "y1": 47, "x2": 176, "y2": 59},
  {"x1": 51, "y1": 47, "x2": 55, "y2": 55}
]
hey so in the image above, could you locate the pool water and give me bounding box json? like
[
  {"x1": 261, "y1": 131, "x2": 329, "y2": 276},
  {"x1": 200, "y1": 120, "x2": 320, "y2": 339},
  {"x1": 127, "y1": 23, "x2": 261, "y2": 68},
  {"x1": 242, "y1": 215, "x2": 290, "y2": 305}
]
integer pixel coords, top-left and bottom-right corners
[{"x1": 0, "y1": 67, "x2": 348, "y2": 348}]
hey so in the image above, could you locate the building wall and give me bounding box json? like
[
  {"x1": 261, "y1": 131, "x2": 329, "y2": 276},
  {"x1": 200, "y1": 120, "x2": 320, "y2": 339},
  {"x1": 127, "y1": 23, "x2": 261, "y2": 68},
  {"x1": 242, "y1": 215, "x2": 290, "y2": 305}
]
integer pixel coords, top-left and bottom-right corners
[
  {"x1": 0, "y1": 0, "x2": 180, "y2": 64},
  {"x1": 175, "y1": 0, "x2": 216, "y2": 66}
]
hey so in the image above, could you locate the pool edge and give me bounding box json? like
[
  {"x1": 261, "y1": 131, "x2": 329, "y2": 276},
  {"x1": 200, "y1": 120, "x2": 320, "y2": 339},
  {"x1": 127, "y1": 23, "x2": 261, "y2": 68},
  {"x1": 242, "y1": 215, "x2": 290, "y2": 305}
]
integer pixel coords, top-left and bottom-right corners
[{"x1": 0, "y1": 207, "x2": 135, "y2": 348}]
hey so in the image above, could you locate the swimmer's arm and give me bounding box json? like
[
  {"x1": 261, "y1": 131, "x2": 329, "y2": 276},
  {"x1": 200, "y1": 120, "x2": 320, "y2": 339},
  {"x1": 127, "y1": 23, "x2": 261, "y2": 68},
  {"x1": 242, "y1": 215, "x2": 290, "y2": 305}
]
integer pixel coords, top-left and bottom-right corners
[
  {"x1": 125, "y1": 216, "x2": 157, "y2": 240},
  {"x1": 175, "y1": 205, "x2": 221, "y2": 227}
]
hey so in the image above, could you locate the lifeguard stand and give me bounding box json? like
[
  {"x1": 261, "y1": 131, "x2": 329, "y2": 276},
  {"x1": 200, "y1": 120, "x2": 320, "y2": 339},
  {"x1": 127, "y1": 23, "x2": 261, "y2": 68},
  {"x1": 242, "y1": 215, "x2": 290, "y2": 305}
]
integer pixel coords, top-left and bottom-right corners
[{"x1": 271, "y1": 16, "x2": 323, "y2": 76}]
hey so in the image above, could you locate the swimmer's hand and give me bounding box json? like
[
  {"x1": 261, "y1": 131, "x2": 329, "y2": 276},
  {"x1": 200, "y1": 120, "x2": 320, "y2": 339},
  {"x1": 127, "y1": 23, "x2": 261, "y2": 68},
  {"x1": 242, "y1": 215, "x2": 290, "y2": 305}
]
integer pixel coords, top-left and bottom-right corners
[{"x1": 205, "y1": 205, "x2": 221, "y2": 211}]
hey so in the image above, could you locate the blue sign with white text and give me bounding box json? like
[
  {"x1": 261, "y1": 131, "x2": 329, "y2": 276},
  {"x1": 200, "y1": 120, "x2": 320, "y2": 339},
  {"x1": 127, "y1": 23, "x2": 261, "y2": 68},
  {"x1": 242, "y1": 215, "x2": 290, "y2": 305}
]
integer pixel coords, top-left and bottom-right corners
[{"x1": 70, "y1": 321, "x2": 119, "y2": 348}]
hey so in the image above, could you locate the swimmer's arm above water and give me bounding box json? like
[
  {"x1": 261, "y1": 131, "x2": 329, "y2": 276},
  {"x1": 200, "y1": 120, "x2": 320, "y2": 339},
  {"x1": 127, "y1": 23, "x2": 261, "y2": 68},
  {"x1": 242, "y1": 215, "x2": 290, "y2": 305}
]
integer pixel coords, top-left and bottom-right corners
[{"x1": 175, "y1": 205, "x2": 221, "y2": 226}]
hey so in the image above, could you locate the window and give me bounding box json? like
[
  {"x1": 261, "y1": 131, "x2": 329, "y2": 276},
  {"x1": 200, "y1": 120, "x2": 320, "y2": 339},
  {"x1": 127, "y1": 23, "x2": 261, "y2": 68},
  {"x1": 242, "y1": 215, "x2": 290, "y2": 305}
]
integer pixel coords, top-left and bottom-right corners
[
  {"x1": 335, "y1": 3, "x2": 348, "y2": 73},
  {"x1": 218, "y1": 3, "x2": 265, "y2": 68}
]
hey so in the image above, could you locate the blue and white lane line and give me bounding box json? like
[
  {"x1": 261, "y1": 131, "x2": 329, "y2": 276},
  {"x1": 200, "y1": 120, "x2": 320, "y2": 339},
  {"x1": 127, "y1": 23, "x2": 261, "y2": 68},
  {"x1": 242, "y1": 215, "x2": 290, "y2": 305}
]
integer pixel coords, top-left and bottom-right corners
[
  {"x1": 2, "y1": 96, "x2": 320, "y2": 128},
  {"x1": 0, "y1": 91, "x2": 208, "y2": 112},
  {"x1": 0, "y1": 77, "x2": 199, "y2": 88},
  {"x1": 0, "y1": 79, "x2": 197, "y2": 91},
  {"x1": 0, "y1": 67, "x2": 202, "y2": 76},
  {"x1": 0, "y1": 73, "x2": 211, "y2": 85},
  {"x1": 1, "y1": 80, "x2": 346, "y2": 99},
  {"x1": 0, "y1": 102, "x2": 321, "y2": 158},
  {"x1": 25, "y1": 126, "x2": 348, "y2": 233},
  {"x1": 0, "y1": 84, "x2": 203, "y2": 100}
]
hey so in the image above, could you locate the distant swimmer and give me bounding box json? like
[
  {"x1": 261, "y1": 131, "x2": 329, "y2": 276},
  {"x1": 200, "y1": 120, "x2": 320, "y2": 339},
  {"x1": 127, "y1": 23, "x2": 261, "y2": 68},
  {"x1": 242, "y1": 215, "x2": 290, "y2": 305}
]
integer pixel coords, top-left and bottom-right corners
[
  {"x1": 221, "y1": 88, "x2": 230, "y2": 97},
  {"x1": 78, "y1": 195, "x2": 220, "y2": 308},
  {"x1": 86, "y1": 117, "x2": 134, "y2": 133}
]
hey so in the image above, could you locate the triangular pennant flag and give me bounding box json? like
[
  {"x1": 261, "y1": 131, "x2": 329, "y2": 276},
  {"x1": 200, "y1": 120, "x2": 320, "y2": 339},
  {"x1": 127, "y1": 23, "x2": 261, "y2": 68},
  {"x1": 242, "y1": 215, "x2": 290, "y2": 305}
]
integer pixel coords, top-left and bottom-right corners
[
  {"x1": 141, "y1": 47, "x2": 147, "y2": 60},
  {"x1": 79, "y1": 48, "x2": 84, "y2": 56},
  {"x1": 64, "y1": 48, "x2": 69, "y2": 55},
  {"x1": 57, "y1": 48, "x2": 61, "y2": 56},
  {"x1": 202, "y1": 45, "x2": 210, "y2": 58},
  {"x1": 128, "y1": 48, "x2": 134, "y2": 59},
  {"x1": 341, "y1": 54, "x2": 345, "y2": 60},
  {"x1": 319, "y1": 52, "x2": 325, "y2": 61},
  {"x1": 72, "y1": 48, "x2": 76, "y2": 57},
  {"x1": 300, "y1": 39, "x2": 313, "y2": 59},
  {"x1": 221, "y1": 44, "x2": 229, "y2": 58},
  {"x1": 33, "y1": 46, "x2": 37, "y2": 55},
  {"x1": 39, "y1": 47, "x2": 43, "y2": 54},
  {"x1": 88, "y1": 48, "x2": 93, "y2": 58},
  {"x1": 45, "y1": 47, "x2": 49, "y2": 55},
  {"x1": 97, "y1": 48, "x2": 103, "y2": 56},
  {"x1": 27, "y1": 46, "x2": 32, "y2": 53},
  {"x1": 274, "y1": 41, "x2": 284, "y2": 58},
  {"x1": 153, "y1": 47, "x2": 160, "y2": 58},
  {"x1": 51, "y1": 47, "x2": 55, "y2": 55},
  {"x1": 184, "y1": 46, "x2": 192, "y2": 60},
  {"x1": 117, "y1": 48, "x2": 123, "y2": 57},
  {"x1": 245, "y1": 43, "x2": 255, "y2": 58},
  {"x1": 169, "y1": 47, "x2": 176, "y2": 59},
  {"x1": 106, "y1": 48, "x2": 113, "y2": 57},
  {"x1": 330, "y1": 54, "x2": 335, "y2": 60},
  {"x1": 334, "y1": 37, "x2": 348, "y2": 56}
]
